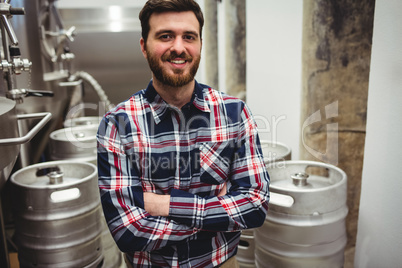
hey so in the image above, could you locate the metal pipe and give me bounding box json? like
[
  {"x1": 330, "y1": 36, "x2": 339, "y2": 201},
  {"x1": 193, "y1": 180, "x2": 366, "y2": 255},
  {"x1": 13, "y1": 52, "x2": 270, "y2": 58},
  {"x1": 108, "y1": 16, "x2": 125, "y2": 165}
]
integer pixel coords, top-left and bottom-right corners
[
  {"x1": 0, "y1": 112, "x2": 52, "y2": 146},
  {"x1": 1, "y1": 14, "x2": 18, "y2": 45}
]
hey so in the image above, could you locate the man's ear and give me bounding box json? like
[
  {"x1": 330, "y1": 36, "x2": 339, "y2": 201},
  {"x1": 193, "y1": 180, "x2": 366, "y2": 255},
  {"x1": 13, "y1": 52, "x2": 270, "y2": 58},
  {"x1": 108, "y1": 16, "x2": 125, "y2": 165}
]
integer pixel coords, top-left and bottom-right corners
[{"x1": 140, "y1": 38, "x2": 147, "y2": 59}]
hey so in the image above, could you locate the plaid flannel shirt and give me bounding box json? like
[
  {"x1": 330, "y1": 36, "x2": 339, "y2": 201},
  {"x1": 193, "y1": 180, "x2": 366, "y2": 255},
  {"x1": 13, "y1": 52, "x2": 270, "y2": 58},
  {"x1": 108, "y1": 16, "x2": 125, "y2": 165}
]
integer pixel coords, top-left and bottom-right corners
[{"x1": 97, "y1": 80, "x2": 270, "y2": 267}]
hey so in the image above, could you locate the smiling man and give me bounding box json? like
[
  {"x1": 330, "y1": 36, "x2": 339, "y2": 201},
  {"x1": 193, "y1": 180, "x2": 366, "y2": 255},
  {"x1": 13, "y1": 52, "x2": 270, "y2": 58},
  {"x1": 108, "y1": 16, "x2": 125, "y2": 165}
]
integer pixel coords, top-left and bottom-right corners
[{"x1": 97, "y1": 1, "x2": 270, "y2": 267}]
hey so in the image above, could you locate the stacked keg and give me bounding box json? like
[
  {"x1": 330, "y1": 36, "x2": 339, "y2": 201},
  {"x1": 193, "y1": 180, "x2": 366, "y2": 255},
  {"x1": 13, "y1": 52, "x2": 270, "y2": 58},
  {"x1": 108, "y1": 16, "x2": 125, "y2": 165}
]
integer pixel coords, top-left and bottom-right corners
[
  {"x1": 236, "y1": 140, "x2": 291, "y2": 268},
  {"x1": 48, "y1": 116, "x2": 124, "y2": 268},
  {"x1": 49, "y1": 124, "x2": 98, "y2": 165},
  {"x1": 255, "y1": 161, "x2": 348, "y2": 268},
  {"x1": 63, "y1": 116, "x2": 102, "y2": 128}
]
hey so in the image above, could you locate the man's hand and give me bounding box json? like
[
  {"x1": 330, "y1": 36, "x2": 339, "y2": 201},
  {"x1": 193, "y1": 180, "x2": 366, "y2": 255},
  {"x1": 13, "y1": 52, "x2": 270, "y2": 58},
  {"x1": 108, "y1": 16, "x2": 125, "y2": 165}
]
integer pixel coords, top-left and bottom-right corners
[
  {"x1": 144, "y1": 182, "x2": 227, "y2": 216},
  {"x1": 144, "y1": 192, "x2": 170, "y2": 216},
  {"x1": 218, "y1": 182, "x2": 227, "y2": 197}
]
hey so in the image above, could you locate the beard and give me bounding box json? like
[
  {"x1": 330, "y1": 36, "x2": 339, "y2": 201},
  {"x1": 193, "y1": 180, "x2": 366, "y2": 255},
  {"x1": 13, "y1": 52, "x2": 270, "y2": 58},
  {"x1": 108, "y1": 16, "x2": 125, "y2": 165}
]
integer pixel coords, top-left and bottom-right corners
[{"x1": 146, "y1": 50, "x2": 200, "y2": 87}]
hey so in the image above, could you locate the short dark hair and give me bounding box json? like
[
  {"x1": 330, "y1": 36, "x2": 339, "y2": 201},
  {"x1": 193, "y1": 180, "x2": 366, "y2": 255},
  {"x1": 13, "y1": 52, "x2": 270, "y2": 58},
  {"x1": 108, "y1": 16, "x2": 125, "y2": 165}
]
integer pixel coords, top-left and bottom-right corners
[{"x1": 139, "y1": 0, "x2": 204, "y2": 43}]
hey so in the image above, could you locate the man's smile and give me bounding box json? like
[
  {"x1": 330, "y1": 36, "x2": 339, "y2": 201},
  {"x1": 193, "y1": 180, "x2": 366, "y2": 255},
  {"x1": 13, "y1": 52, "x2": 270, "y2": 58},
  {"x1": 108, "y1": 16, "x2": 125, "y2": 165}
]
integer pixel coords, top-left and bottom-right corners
[{"x1": 169, "y1": 59, "x2": 186, "y2": 64}]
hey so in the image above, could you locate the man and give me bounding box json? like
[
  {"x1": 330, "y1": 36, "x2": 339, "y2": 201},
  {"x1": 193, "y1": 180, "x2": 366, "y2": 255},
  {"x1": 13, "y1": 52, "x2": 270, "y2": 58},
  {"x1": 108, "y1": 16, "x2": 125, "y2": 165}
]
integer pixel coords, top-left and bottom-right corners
[{"x1": 97, "y1": 0, "x2": 270, "y2": 267}]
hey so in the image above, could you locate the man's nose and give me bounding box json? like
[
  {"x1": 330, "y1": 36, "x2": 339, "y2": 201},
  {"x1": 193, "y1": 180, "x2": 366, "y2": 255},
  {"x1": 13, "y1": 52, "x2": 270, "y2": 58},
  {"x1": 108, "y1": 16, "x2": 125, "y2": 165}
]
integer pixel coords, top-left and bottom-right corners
[{"x1": 170, "y1": 37, "x2": 186, "y2": 55}]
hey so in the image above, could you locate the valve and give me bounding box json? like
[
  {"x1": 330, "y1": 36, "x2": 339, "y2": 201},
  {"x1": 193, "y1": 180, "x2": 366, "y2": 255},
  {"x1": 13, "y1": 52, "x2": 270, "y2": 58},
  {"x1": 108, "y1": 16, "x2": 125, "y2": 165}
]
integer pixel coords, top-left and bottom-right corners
[
  {"x1": 0, "y1": 46, "x2": 32, "y2": 74},
  {"x1": 6, "y1": 89, "x2": 54, "y2": 103}
]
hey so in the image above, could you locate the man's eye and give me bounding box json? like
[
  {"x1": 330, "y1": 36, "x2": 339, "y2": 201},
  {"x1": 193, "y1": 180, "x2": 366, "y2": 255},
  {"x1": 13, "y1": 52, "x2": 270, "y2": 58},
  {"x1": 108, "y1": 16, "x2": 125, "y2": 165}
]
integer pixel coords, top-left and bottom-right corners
[
  {"x1": 184, "y1": 35, "x2": 195, "y2": 40},
  {"x1": 160, "y1": 35, "x2": 171, "y2": 40}
]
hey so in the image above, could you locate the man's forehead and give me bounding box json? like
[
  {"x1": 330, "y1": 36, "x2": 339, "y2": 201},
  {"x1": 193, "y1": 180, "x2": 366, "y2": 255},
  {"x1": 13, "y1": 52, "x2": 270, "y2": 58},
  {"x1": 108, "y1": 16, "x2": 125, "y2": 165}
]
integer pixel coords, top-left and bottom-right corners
[{"x1": 148, "y1": 11, "x2": 200, "y2": 33}]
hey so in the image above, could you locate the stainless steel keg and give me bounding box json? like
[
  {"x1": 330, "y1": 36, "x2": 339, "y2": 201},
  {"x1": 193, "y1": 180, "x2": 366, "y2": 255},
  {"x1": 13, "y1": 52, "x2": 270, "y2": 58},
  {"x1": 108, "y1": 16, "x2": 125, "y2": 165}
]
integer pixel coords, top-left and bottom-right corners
[
  {"x1": 254, "y1": 161, "x2": 348, "y2": 268},
  {"x1": 63, "y1": 116, "x2": 102, "y2": 128},
  {"x1": 100, "y1": 216, "x2": 123, "y2": 268},
  {"x1": 49, "y1": 125, "x2": 98, "y2": 164},
  {"x1": 260, "y1": 140, "x2": 292, "y2": 164},
  {"x1": 237, "y1": 140, "x2": 291, "y2": 268},
  {"x1": 10, "y1": 161, "x2": 103, "y2": 268},
  {"x1": 50, "y1": 124, "x2": 124, "y2": 268}
]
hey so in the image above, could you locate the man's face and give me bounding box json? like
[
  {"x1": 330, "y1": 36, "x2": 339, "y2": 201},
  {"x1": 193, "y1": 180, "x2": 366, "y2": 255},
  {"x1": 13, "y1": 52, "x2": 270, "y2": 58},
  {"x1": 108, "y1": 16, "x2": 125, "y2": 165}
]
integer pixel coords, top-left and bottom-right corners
[{"x1": 140, "y1": 11, "x2": 202, "y2": 87}]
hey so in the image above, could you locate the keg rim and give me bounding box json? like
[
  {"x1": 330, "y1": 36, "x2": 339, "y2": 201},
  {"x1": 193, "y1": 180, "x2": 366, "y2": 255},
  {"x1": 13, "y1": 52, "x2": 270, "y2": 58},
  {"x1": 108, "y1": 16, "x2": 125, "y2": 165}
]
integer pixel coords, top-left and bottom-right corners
[
  {"x1": 260, "y1": 140, "x2": 292, "y2": 154},
  {"x1": 50, "y1": 125, "x2": 98, "y2": 142},
  {"x1": 266, "y1": 160, "x2": 347, "y2": 192},
  {"x1": 10, "y1": 160, "x2": 97, "y2": 189},
  {"x1": 63, "y1": 116, "x2": 102, "y2": 128}
]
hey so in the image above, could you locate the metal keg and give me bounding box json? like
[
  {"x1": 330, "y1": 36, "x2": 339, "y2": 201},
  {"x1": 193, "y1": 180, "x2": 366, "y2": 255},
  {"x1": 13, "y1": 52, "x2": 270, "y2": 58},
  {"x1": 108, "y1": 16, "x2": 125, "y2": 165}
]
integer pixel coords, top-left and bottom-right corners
[
  {"x1": 237, "y1": 141, "x2": 291, "y2": 268},
  {"x1": 10, "y1": 161, "x2": 103, "y2": 268},
  {"x1": 260, "y1": 140, "x2": 292, "y2": 164},
  {"x1": 254, "y1": 161, "x2": 348, "y2": 268},
  {"x1": 237, "y1": 229, "x2": 257, "y2": 268},
  {"x1": 100, "y1": 216, "x2": 123, "y2": 268},
  {"x1": 63, "y1": 116, "x2": 102, "y2": 128},
  {"x1": 49, "y1": 125, "x2": 123, "y2": 267},
  {"x1": 49, "y1": 125, "x2": 98, "y2": 164},
  {"x1": 50, "y1": 124, "x2": 124, "y2": 267}
]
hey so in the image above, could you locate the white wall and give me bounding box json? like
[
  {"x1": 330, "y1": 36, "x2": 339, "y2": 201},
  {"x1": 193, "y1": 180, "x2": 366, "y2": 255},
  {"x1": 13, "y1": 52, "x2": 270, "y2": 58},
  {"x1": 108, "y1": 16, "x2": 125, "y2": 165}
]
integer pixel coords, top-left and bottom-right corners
[
  {"x1": 354, "y1": 0, "x2": 402, "y2": 267},
  {"x1": 246, "y1": 0, "x2": 303, "y2": 160}
]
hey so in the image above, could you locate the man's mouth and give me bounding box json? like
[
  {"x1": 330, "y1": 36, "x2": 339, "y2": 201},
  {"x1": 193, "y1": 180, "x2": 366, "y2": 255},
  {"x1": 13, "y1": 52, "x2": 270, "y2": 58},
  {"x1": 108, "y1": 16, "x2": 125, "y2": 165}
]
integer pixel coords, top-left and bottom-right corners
[
  {"x1": 169, "y1": 59, "x2": 186, "y2": 64},
  {"x1": 163, "y1": 52, "x2": 192, "y2": 65}
]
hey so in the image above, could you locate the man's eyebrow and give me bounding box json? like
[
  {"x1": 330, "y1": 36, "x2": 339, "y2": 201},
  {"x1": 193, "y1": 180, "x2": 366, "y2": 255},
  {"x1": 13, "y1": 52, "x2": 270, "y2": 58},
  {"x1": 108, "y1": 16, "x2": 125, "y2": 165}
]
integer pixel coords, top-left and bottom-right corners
[
  {"x1": 155, "y1": 29, "x2": 174, "y2": 36},
  {"x1": 154, "y1": 29, "x2": 199, "y2": 37},
  {"x1": 184, "y1": 30, "x2": 199, "y2": 37}
]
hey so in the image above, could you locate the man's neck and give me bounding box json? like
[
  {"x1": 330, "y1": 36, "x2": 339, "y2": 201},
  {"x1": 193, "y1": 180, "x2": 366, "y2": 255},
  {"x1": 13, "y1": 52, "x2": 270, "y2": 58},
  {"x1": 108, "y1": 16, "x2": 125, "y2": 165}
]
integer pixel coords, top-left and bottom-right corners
[{"x1": 152, "y1": 79, "x2": 195, "y2": 109}]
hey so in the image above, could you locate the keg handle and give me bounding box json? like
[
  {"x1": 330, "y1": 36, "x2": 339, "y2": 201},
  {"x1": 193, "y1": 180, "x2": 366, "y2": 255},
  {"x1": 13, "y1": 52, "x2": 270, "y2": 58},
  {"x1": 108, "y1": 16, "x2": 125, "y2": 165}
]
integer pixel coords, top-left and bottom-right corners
[
  {"x1": 50, "y1": 188, "x2": 81, "y2": 203},
  {"x1": 0, "y1": 112, "x2": 52, "y2": 146},
  {"x1": 43, "y1": 169, "x2": 82, "y2": 203}
]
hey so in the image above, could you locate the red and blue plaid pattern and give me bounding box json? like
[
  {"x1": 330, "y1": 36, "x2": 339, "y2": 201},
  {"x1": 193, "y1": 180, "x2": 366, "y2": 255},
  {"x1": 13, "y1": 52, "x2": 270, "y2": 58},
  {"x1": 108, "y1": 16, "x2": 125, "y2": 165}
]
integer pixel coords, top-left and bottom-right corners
[{"x1": 97, "y1": 80, "x2": 269, "y2": 267}]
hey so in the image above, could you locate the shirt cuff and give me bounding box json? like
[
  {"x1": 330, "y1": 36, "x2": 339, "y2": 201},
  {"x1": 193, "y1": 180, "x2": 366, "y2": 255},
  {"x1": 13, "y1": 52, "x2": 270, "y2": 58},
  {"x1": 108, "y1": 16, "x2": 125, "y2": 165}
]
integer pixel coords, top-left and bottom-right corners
[{"x1": 169, "y1": 189, "x2": 204, "y2": 228}]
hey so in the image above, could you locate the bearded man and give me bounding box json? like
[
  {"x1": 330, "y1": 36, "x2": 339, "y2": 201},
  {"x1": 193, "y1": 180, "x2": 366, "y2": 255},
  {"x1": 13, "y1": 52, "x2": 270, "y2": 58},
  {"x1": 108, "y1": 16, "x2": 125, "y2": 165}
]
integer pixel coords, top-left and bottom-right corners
[{"x1": 97, "y1": 1, "x2": 270, "y2": 267}]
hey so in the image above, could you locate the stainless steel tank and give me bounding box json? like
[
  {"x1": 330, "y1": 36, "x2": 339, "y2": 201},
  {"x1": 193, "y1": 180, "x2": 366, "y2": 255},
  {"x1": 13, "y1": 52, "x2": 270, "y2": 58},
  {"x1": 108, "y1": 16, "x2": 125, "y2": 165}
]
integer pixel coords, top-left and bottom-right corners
[
  {"x1": 236, "y1": 140, "x2": 291, "y2": 268},
  {"x1": 10, "y1": 161, "x2": 103, "y2": 268},
  {"x1": 0, "y1": 97, "x2": 21, "y2": 189},
  {"x1": 254, "y1": 161, "x2": 348, "y2": 268},
  {"x1": 10, "y1": 0, "x2": 78, "y2": 165}
]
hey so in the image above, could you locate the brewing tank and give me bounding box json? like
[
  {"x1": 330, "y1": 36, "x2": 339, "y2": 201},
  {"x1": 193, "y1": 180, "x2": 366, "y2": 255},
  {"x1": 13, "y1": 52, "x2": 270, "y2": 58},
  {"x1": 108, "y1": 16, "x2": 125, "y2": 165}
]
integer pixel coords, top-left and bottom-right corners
[{"x1": 10, "y1": 0, "x2": 77, "y2": 165}]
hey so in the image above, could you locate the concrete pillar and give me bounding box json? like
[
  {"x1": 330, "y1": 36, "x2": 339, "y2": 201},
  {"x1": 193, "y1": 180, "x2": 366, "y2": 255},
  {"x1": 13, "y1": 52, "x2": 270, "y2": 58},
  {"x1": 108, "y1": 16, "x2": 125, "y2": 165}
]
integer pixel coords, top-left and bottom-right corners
[
  {"x1": 203, "y1": 0, "x2": 219, "y2": 90},
  {"x1": 300, "y1": 0, "x2": 375, "y2": 266},
  {"x1": 225, "y1": 0, "x2": 246, "y2": 101}
]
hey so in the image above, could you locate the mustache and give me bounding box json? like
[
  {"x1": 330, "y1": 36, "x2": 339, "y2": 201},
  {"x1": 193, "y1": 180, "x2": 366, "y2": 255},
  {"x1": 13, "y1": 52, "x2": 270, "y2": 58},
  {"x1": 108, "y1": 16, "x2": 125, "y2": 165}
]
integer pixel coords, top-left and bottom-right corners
[{"x1": 162, "y1": 52, "x2": 193, "y2": 62}]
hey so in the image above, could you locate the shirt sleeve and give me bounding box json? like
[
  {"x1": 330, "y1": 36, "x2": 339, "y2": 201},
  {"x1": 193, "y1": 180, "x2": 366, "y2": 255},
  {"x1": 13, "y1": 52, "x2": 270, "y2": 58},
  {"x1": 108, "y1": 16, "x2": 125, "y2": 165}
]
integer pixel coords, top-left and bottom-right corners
[
  {"x1": 168, "y1": 103, "x2": 270, "y2": 232},
  {"x1": 97, "y1": 114, "x2": 198, "y2": 253}
]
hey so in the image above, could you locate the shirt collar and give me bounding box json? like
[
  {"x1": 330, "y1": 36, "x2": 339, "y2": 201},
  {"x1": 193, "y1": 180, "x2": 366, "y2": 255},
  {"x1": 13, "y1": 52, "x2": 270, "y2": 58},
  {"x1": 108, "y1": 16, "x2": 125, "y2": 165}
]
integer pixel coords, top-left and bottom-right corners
[{"x1": 144, "y1": 80, "x2": 211, "y2": 124}]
